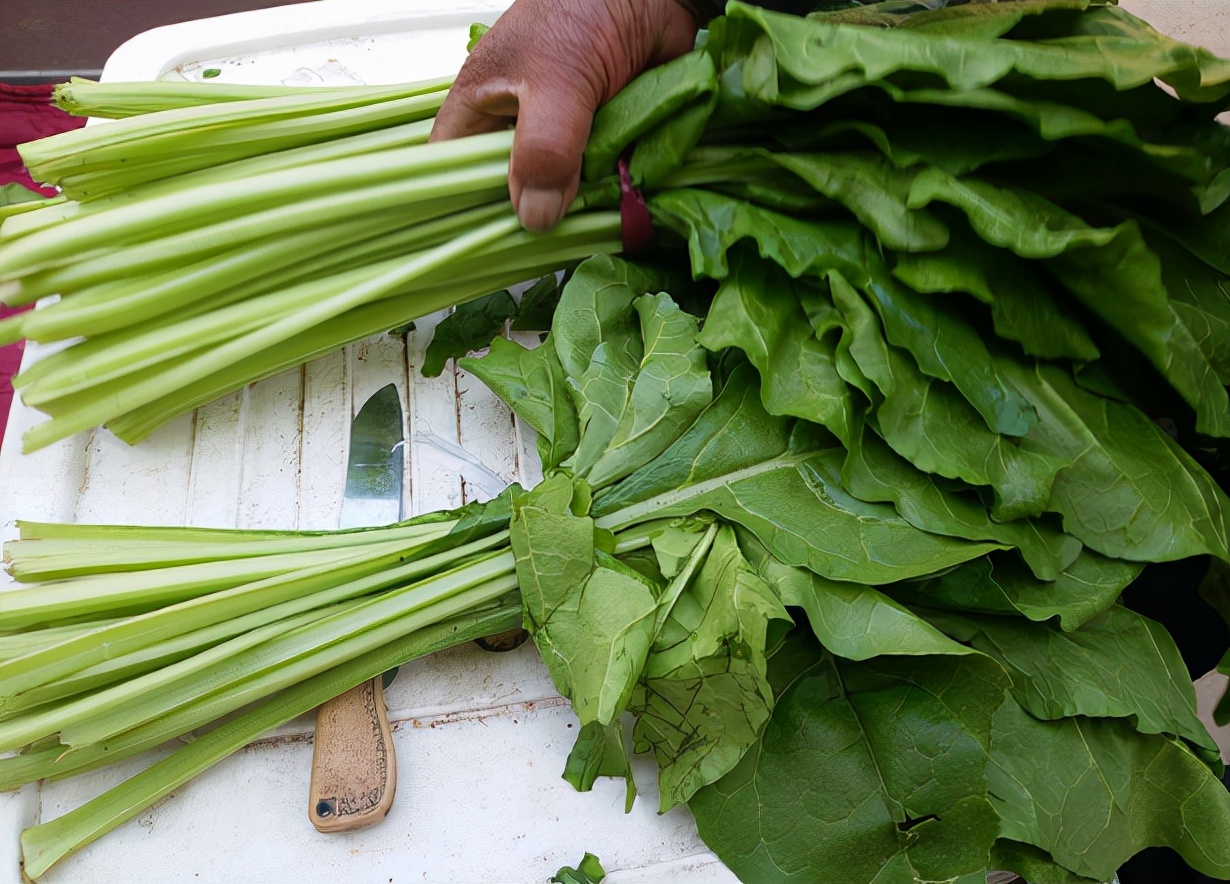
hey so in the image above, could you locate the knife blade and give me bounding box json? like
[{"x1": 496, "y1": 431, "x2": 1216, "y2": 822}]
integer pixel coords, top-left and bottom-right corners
[{"x1": 308, "y1": 383, "x2": 404, "y2": 833}]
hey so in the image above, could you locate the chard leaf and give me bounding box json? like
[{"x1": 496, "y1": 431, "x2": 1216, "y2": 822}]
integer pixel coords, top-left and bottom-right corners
[
  {"x1": 511, "y1": 477, "x2": 658, "y2": 726},
  {"x1": 907, "y1": 170, "x2": 1230, "y2": 437},
  {"x1": 890, "y1": 230, "x2": 1101, "y2": 364},
  {"x1": 562, "y1": 721, "x2": 635, "y2": 813},
  {"x1": 460, "y1": 335, "x2": 579, "y2": 470},
  {"x1": 995, "y1": 360, "x2": 1230, "y2": 562},
  {"x1": 691, "y1": 635, "x2": 1007, "y2": 884},
  {"x1": 579, "y1": 293, "x2": 712, "y2": 490},
  {"x1": 860, "y1": 251, "x2": 1038, "y2": 438},
  {"x1": 765, "y1": 151, "x2": 949, "y2": 252},
  {"x1": 633, "y1": 525, "x2": 789, "y2": 811},
  {"x1": 988, "y1": 699, "x2": 1230, "y2": 881},
  {"x1": 891, "y1": 550, "x2": 1140, "y2": 632},
  {"x1": 928, "y1": 606, "x2": 1221, "y2": 761},
  {"x1": 830, "y1": 271, "x2": 1065, "y2": 521},
  {"x1": 724, "y1": 2, "x2": 1230, "y2": 105},
  {"x1": 649, "y1": 188, "x2": 865, "y2": 282},
  {"x1": 594, "y1": 367, "x2": 1002, "y2": 584},
  {"x1": 697, "y1": 251, "x2": 854, "y2": 445},
  {"x1": 843, "y1": 419, "x2": 1081, "y2": 581},
  {"x1": 990, "y1": 840, "x2": 1104, "y2": 884},
  {"x1": 421, "y1": 290, "x2": 517, "y2": 378},
  {"x1": 511, "y1": 274, "x2": 565, "y2": 332},
  {"x1": 551, "y1": 853, "x2": 607, "y2": 884},
  {"x1": 740, "y1": 531, "x2": 973, "y2": 661},
  {"x1": 629, "y1": 91, "x2": 718, "y2": 189},
  {"x1": 584, "y1": 50, "x2": 717, "y2": 181}
]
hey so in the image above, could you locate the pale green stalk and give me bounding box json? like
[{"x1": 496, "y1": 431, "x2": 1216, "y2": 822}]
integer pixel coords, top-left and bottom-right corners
[
  {"x1": 53, "y1": 76, "x2": 451, "y2": 118},
  {"x1": 4, "y1": 519, "x2": 455, "y2": 581},
  {"x1": 58, "y1": 550, "x2": 518, "y2": 748},
  {"x1": 20, "y1": 213, "x2": 523, "y2": 449},
  {"x1": 0, "y1": 130, "x2": 513, "y2": 279},
  {"x1": 17, "y1": 600, "x2": 521, "y2": 881},
  {"x1": 0, "y1": 530, "x2": 510, "y2": 696}
]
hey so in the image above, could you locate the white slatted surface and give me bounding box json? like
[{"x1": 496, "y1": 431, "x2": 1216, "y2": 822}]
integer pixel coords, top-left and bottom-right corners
[{"x1": 0, "y1": 4, "x2": 731, "y2": 882}]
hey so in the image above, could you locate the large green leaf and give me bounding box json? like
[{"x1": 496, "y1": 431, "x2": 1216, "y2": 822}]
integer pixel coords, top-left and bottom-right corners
[
  {"x1": 889, "y1": 230, "x2": 1100, "y2": 364},
  {"x1": 995, "y1": 359, "x2": 1230, "y2": 562},
  {"x1": 907, "y1": 169, "x2": 1230, "y2": 437},
  {"x1": 861, "y1": 251, "x2": 1038, "y2": 438},
  {"x1": 594, "y1": 370, "x2": 1002, "y2": 584},
  {"x1": 460, "y1": 335, "x2": 579, "y2": 470},
  {"x1": 575, "y1": 293, "x2": 712, "y2": 489},
  {"x1": 697, "y1": 251, "x2": 854, "y2": 445},
  {"x1": 724, "y1": 2, "x2": 1230, "y2": 106},
  {"x1": 843, "y1": 419, "x2": 1080, "y2": 580},
  {"x1": 648, "y1": 188, "x2": 865, "y2": 282},
  {"x1": 831, "y1": 271, "x2": 1065, "y2": 521},
  {"x1": 890, "y1": 550, "x2": 1140, "y2": 632},
  {"x1": 740, "y1": 531, "x2": 973, "y2": 661},
  {"x1": 988, "y1": 699, "x2": 1230, "y2": 881},
  {"x1": 421, "y1": 290, "x2": 517, "y2": 378},
  {"x1": 928, "y1": 606, "x2": 1221, "y2": 761},
  {"x1": 584, "y1": 50, "x2": 718, "y2": 181},
  {"x1": 691, "y1": 635, "x2": 1007, "y2": 884},
  {"x1": 511, "y1": 476, "x2": 658, "y2": 727},
  {"x1": 632, "y1": 525, "x2": 789, "y2": 811}
]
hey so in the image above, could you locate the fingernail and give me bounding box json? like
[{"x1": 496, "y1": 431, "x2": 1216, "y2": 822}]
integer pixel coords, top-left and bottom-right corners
[{"x1": 517, "y1": 188, "x2": 566, "y2": 231}]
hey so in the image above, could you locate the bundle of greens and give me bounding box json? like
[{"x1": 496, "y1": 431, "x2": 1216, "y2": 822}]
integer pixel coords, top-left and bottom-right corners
[{"x1": 3, "y1": 0, "x2": 1230, "y2": 882}]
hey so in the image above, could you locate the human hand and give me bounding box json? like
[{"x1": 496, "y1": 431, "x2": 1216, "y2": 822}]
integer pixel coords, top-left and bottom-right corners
[{"x1": 430, "y1": 0, "x2": 702, "y2": 231}]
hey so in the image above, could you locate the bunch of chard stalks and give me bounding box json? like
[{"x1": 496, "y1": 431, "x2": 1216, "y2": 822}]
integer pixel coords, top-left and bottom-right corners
[{"x1": 0, "y1": 76, "x2": 622, "y2": 453}]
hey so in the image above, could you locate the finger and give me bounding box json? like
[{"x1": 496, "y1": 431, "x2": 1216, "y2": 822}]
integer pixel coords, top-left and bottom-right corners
[{"x1": 506, "y1": 81, "x2": 597, "y2": 231}]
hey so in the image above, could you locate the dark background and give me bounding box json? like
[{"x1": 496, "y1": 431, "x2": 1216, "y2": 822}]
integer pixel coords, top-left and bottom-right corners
[{"x1": 1, "y1": 0, "x2": 315, "y2": 82}]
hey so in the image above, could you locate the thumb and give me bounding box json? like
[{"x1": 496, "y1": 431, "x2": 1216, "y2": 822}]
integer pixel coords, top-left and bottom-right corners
[{"x1": 506, "y1": 81, "x2": 597, "y2": 231}]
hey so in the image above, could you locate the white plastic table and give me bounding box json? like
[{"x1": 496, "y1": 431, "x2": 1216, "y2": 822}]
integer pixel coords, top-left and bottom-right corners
[{"x1": 0, "y1": 2, "x2": 1226, "y2": 882}]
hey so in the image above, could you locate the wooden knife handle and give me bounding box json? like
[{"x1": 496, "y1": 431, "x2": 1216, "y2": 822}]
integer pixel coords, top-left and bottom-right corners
[{"x1": 308, "y1": 677, "x2": 396, "y2": 833}]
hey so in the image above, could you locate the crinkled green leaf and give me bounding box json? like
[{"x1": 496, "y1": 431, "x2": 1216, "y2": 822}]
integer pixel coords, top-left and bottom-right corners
[
  {"x1": 988, "y1": 699, "x2": 1230, "y2": 881},
  {"x1": 584, "y1": 50, "x2": 717, "y2": 181},
  {"x1": 831, "y1": 271, "x2": 1066, "y2": 521},
  {"x1": 421, "y1": 290, "x2": 516, "y2": 378},
  {"x1": 460, "y1": 335, "x2": 579, "y2": 471},
  {"x1": 697, "y1": 251, "x2": 854, "y2": 445},
  {"x1": 691, "y1": 635, "x2": 1007, "y2": 884},
  {"x1": 861, "y1": 250, "x2": 1038, "y2": 438},
  {"x1": 725, "y1": 2, "x2": 1230, "y2": 106},
  {"x1": 843, "y1": 418, "x2": 1080, "y2": 581},
  {"x1": 512, "y1": 477, "x2": 658, "y2": 726},
  {"x1": 995, "y1": 359, "x2": 1230, "y2": 562},
  {"x1": 766, "y1": 151, "x2": 949, "y2": 252},
  {"x1": 562, "y1": 721, "x2": 635, "y2": 813},
  {"x1": 908, "y1": 169, "x2": 1230, "y2": 437},
  {"x1": 990, "y1": 840, "x2": 1103, "y2": 884},
  {"x1": 928, "y1": 606, "x2": 1221, "y2": 762},
  {"x1": 594, "y1": 368, "x2": 1002, "y2": 584},
  {"x1": 633, "y1": 525, "x2": 789, "y2": 811},
  {"x1": 890, "y1": 230, "x2": 1101, "y2": 364},
  {"x1": 551, "y1": 852, "x2": 607, "y2": 884},
  {"x1": 579, "y1": 293, "x2": 712, "y2": 490},
  {"x1": 649, "y1": 188, "x2": 865, "y2": 282},
  {"x1": 740, "y1": 531, "x2": 972, "y2": 661},
  {"x1": 891, "y1": 550, "x2": 1140, "y2": 632}
]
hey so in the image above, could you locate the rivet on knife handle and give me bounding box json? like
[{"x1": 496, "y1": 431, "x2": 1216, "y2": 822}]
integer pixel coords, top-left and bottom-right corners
[{"x1": 308, "y1": 676, "x2": 396, "y2": 833}]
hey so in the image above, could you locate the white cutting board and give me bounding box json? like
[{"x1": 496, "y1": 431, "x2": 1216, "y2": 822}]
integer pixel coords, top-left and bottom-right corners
[{"x1": 1, "y1": 1, "x2": 1226, "y2": 883}]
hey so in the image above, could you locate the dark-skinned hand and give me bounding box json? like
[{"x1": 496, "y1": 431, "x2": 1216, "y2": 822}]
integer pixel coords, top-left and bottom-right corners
[{"x1": 430, "y1": 0, "x2": 702, "y2": 231}]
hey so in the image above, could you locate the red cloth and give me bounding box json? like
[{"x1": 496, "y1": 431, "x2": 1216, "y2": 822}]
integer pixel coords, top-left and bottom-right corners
[{"x1": 1, "y1": 83, "x2": 87, "y2": 448}]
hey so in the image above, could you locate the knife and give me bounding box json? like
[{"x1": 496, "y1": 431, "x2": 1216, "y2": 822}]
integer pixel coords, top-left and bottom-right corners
[{"x1": 308, "y1": 383, "x2": 405, "y2": 833}]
